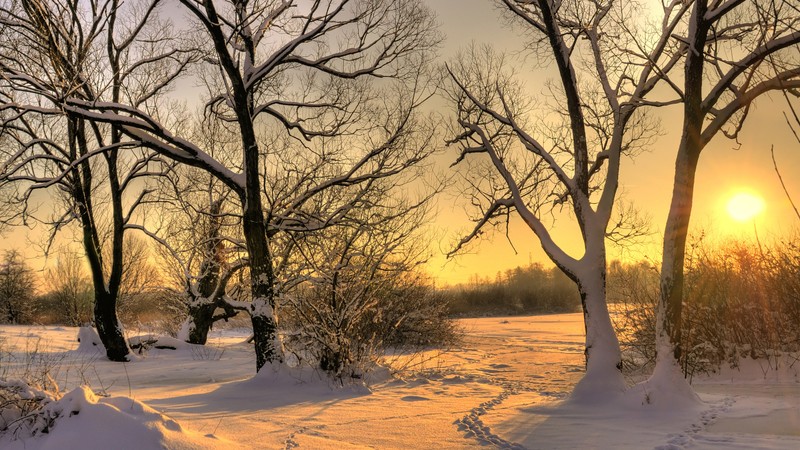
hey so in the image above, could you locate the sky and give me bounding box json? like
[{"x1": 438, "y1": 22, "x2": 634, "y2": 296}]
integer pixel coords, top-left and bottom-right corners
[
  {"x1": 2, "y1": 0, "x2": 800, "y2": 286},
  {"x1": 423, "y1": 0, "x2": 800, "y2": 284}
]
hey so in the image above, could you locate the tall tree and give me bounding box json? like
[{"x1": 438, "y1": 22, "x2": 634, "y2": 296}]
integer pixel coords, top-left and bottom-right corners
[
  {"x1": 655, "y1": 0, "x2": 800, "y2": 393},
  {"x1": 0, "y1": 0, "x2": 192, "y2": 360},
  {"x1": 446, "y1": 0, "x2": 692, "y2": 400}
]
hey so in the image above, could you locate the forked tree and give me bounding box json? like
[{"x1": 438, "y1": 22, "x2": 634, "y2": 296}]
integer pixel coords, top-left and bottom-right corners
[
  {"x1": 143, "y1": 156, "x2": 245, "y2": 346},
  {"x1": 655, "y1": 0, "x2": 800, "y2": 393},
  {"x1": 446, "y1": 0, "x2": 694, "y2": 399}
]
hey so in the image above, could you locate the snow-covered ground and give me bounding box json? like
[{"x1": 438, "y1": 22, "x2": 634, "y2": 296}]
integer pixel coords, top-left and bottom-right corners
[{"x1": 1, "y1": 314, "x2": 798, "y2": 449}]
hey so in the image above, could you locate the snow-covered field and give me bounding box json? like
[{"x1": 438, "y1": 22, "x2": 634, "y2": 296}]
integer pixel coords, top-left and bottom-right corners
[{"x1": 1, "y1": 314, "x2": 798, "y2": 449}]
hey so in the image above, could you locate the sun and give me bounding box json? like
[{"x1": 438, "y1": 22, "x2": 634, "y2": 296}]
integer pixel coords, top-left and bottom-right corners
[{"x1": 726, "y1": 191, "x2": 766, "y2": 222}]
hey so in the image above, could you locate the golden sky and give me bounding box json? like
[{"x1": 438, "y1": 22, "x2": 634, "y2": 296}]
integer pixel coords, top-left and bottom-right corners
[
  {"x1": 2, "y1": 0, "x2": 799, "y2": 287},
  {"x1": 424, "y1": 0, "x2": 800, "y2": 285}
]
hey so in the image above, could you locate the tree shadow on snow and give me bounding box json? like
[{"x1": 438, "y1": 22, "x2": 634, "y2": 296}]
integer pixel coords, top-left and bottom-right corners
[{"x1": 147, "y1": 366, "x2": 371, "y2": 416}]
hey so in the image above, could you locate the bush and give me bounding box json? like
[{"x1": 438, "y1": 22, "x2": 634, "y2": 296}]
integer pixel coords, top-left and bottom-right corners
[
  {"x1": 282, "y1": 271, "x2": 459, "y2": 382},
  {"x1": 0, "y1": 380, "x2": 57, "y2": 440},
  {"x1": 610, "y1": 236, "x2": 800, "y2": 377},
  {"x1": 607, "y1": 260, "x2": 660, "y2": 371}
]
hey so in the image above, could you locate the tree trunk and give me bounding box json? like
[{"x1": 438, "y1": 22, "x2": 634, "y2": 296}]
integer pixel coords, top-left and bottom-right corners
[
  {"x1": 657, "y1": 142, "x2": 701, "y2": 367},
  {"x1": 647, "y1": 152, "x2": 703, "y2": 405},
  {"x1": 195, "y1": 0, "x2": 284, "y2": 371},
  {"x1": 94, "y1": 289, "x2": 129, "y2": 361},
  {"x1": 640, "y1": 2, "x2": 709, "y2": 407},
  {"x1": 251, "y1": 308, "x2": 282, "y2": 371},
  {"x1": 69, "y1": 117, "x2": 130, "y2": 362},
  {"x1": 656, "y1": 0, "x2": 709, "y2": 371},
  {"x1": 569, "y1": 256, "x2": 626, "y2": 402},
  {"x1": 182, "y1": 302, "x2": 217, "y2": 345},
  {"x1": 241, "y1": 188, "x2": 284, "y2": 371}
]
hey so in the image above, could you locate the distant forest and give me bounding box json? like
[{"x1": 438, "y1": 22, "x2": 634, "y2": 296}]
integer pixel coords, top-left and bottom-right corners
[{"x1": 443, "y1": 263, "x2": 580, "y2": 316}]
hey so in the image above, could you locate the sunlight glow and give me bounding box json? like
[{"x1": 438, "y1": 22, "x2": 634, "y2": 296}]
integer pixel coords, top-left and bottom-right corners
[{"x1": 726, "y1": 191, "x2": 766, "y2": 222}]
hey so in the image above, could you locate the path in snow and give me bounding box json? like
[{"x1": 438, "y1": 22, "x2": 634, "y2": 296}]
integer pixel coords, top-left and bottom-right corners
[{"x1": 445, "y1": 317, "x2": 584, "y2": 448}]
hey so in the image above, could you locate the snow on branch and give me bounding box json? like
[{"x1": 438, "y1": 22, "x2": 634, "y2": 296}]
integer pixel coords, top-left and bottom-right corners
[{"x1": 61, "y1": 101, "x2": 245, "y2": 192}]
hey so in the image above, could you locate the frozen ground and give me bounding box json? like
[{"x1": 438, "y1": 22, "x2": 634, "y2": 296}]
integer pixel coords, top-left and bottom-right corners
[{"x1": 1, "y1": 314, "x2": 798, "y2": 449}]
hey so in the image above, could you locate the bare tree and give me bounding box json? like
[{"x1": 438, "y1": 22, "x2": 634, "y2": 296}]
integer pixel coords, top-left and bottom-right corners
[
  {"x1": 446, "y1": 0, "x2": 692, "y2": 399},
  {"x1": 655, "y1": 0, "x2": 800, "y2": 392},
  {"x1": 0, "y1": 0, "x2": 193, "y2": 360},
  {"x1": 144, "y1": 165, "x2": 245, "y2": 345},
  {"x1": 0, "y1": 249, "x2": 36, "y2": 324},
  {"x1": 55, "y1": 0, "x2": 441, "y2": 372},
  {"x1": 175, "y1": 199, "x2": 243, "y2": 344},
  {"x1": 282, "y1": 189, "x2": 438, "y2": 380},
  {"x1": 47, "y1": 251, "x2": 93, "y2": 327}
]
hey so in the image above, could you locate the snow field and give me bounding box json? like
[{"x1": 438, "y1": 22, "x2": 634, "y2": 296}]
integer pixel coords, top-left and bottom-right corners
[{"x1": 1, "y1": 314, "x2": 798, "y2": 449}]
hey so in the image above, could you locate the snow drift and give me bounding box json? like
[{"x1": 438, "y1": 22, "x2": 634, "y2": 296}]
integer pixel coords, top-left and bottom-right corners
[{"x1": 1, "y1": 386, "x2": 227, "y2": 450}]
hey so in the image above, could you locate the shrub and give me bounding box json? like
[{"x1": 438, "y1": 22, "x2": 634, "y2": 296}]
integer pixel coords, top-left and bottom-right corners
[
  {"x1": 282, "y1": 271, "x2": 459, "y2": 382},
  {"x1": 610, "y1": 236, "x2": 800, "y2": 377},
  {"x1": 0, "y1": 380, "x2": 57, "y2": 439}
]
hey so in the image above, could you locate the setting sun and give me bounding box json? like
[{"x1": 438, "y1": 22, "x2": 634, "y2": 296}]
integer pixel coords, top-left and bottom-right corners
[{"x1": 726, "y1": 191, "x2": 766, "y2": 222}]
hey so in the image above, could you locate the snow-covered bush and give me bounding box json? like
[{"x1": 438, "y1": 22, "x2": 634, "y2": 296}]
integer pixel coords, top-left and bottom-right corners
[
  {"x1": 2, "y1": 384, "x2": 202, "y2": 447},
  {"x1": 283, "y1": 270, "x2": 459, "y2": 382},
  {"x1": 0, "y1": 338, "x2": 61, "y2": 439},
  {"x1": 0, "y1": 379, "x2": 58, "y2": 439}
]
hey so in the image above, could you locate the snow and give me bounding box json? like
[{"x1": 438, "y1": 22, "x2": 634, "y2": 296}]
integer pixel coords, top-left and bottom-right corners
[
  {"x1": 1, "y1": 314, "x2": 799, "y2": 449},
  {"x1": 176, "y1": 318, "x2": 195, "y2": 342},
  {"x1": 3, "y1": 386, "x2": 229, "y2": 450},
  {"x1": 75, "y1": 327, "x2": 104, "y2": 353}
]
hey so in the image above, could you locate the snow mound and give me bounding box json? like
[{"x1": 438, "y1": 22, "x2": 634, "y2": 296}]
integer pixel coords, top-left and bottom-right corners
[
  {"x1": 566, "y1": 366, "x2": 626, "y2": 405},
  {"x1": 75, "y1": 327, "x2": 104, "y2": 353},
  {"x1": 245, "y1": 362, "x2": 373, "y2": 394},
  {"x1": 626, "y1": 360, "x2": 701, "y2": 410},
  {"x1": 4, "y1": 386, "x2": 227, "y2": 450},
  {"x1": 129, "y1": 334, "x2": 191, "y2": 352},
  {"x1": 176, "y1": 319, "x2": 194, "y2": 342}
]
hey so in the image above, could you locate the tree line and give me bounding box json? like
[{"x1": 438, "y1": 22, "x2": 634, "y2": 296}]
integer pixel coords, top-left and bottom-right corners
[{"x1": 443, "y1": 263, "x2": 580, "y2": 317}]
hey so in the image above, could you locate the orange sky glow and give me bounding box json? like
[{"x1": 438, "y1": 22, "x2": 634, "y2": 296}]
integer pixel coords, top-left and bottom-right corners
[
  {"x1": 2, "y1": 1, "x2": 799, "y2": 287},
  {"x1": 423, "y1": 0, "x2": 800, "y2": 285}
]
